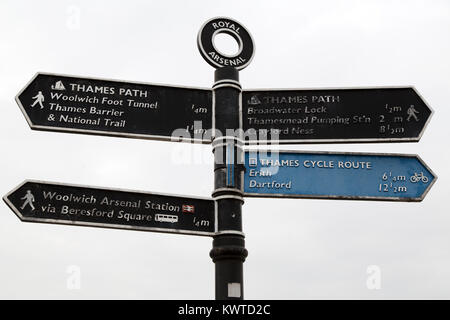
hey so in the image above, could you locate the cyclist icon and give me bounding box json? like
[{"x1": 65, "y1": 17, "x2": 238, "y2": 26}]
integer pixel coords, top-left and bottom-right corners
[
  {"x1": 31, "y1": 91, "x2": 45, "y2": 109},
  {"x1": 410, "y1": 172, "x2": 429, "y2": 183},
  {"x1": 20, "y1": 190, "x2": 35, "y2": 211}
]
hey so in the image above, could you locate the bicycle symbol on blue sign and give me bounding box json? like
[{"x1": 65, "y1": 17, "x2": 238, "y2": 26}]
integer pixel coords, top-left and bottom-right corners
[{"x1": 410, "y1": 172, "x2": 429, "y2": 183}]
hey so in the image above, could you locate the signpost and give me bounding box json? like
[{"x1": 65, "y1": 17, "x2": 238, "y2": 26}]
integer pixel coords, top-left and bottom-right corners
[
  {"x1": 243, "y1": 88, "x2": 432, "y2": 143},
  {"x1": 3, "y1": 180, "x2": 216, "y2": 236},
  {"x1": 16, "y1": 73, "x2": 213, "y2": 143},
  {"x1": 4, "y1": 16, "x2": 437, "y2": 300},
  {"x1": 244, "y1": 151, "x2": 436, "y2": 201}
]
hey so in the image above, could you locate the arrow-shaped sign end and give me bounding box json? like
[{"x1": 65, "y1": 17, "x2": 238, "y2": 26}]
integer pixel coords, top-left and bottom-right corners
[
  {"x1": 414, "y1": 154, "x2": 438, "y2": 202},
  {"x1": 15, "y1": 73, "x2": 42, "y2": 131},
  {"x1": 410, "y1": 86, "x2": 434, "y2": 142},
  {"x1": 3, "y1": 180, "x2": 30, "y2": 222}
]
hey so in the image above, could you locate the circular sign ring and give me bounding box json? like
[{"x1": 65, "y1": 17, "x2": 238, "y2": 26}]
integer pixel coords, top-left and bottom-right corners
[
  {"x1": 198, "y1": 17, "x2": 255, "y2": 70},
  {"x1": 211, "y1": 29, "x2": 243, "y2": 59}
]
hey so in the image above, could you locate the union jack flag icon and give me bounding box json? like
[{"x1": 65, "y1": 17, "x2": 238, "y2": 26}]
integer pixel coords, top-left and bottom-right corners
[{"x1": 182, "y1": 204, "x2": 195, "y2": 213}]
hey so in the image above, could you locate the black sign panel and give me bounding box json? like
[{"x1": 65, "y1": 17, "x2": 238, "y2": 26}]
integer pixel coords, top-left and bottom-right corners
[
  {"x1": 16, "y1": 73, "x2": 213, "y2": 143},
  {"x1": 242, "y1": 88, "x2": 432, "y2": 143},
  {"x1": 3, "y1": 181, "x2": 216, "y2": 236}
]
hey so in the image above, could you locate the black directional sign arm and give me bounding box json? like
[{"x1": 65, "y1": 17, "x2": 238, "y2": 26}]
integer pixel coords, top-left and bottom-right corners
[
  {"x1": 4, "y1": 180, "x2": 217, "y2": 237},
  {"x1": 16, "y1": 73, "x2": 213, "y2": 143},
  {"x1": 243, "y1": 87, "x2": 433, "y2": 143}
]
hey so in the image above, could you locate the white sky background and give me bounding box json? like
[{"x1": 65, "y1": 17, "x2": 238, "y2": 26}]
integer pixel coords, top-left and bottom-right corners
[{"x1": 0, "y1": 0, "x2": 449, "y2": 299}]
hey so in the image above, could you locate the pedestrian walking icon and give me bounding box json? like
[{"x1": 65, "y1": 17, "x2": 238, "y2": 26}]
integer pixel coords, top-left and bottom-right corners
[
  {"x1": 20, "y1": 190, "x2": 35, "y2": 211},
  {"x1": 407, "y1": 105, "x2": 419, "y2": 122},
  {"x1": 31, "y1": 91, "x2": 45, "y2": 109}
]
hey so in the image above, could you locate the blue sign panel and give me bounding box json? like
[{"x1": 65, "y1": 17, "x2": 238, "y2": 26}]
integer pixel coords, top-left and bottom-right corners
[{"x1": 244, "y1": 151, "x2": 436, "y2": 201}]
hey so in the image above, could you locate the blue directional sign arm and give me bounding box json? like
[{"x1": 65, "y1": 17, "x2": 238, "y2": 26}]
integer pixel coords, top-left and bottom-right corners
[{"x1": 244, "y1": 151, "x2": 436, "y2": 201}]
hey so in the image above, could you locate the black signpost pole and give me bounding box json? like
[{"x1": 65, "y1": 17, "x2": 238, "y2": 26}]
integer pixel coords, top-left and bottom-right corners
[
  {"x1": 210, "y1": 67, "x2": 247, "y2": 300},
  {"x1": 197, "y1": 16, "x2": 255, "y2": 300}
]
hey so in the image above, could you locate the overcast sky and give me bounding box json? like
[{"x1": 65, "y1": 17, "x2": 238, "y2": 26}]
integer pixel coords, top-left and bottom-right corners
[{"x1": 0, "y1": 0, "x2": 449, "y2": 299}]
